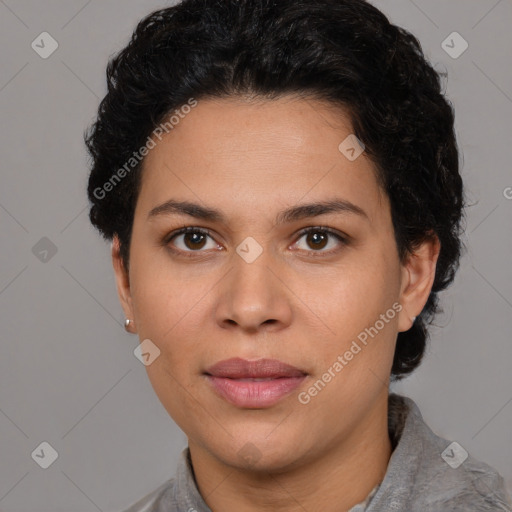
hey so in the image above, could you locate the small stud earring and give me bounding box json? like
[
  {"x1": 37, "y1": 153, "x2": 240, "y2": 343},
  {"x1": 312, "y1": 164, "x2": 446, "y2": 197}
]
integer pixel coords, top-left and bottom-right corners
[
  {"x1": 124, "y1": 318, "x2": 132, "y2": 332},
  {"x1": 412, "y1": 316, "x2": 417, "y2": 322}
]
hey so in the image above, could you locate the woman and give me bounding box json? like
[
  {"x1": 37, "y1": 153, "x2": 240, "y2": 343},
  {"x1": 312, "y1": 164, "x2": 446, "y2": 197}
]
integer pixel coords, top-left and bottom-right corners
[{"x1": 85, "y1": 0, "x2": 512, "y2": 510}]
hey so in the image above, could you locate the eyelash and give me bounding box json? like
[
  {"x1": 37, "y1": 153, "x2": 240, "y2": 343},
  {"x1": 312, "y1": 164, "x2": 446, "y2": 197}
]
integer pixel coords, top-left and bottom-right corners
[{"x1": 163, "y1": 225, "x2": 348, "y2": 258}]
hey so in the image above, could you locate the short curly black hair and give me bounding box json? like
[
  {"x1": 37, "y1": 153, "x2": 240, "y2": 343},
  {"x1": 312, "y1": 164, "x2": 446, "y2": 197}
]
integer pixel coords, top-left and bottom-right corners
[{"x1": 85, "y1": 0, "x2": 464, "y2": 379}]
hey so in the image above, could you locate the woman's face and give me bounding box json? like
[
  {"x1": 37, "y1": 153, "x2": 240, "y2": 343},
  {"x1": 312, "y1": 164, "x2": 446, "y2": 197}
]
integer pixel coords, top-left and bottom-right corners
[{"x1": 113, "y1": 95, "x2": 437, "y2": 471}]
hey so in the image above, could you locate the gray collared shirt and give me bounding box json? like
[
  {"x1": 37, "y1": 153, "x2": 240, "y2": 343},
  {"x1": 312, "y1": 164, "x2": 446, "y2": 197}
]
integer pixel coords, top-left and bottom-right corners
[{"x1": 123, "y1": 394, "x2": 512, "y2": 511}]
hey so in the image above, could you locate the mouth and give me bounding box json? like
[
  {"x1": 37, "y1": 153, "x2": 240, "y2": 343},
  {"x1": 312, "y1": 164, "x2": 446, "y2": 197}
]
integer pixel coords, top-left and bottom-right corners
[{"x1": 204, "y1": 357, "x2": 308, "y2": 408}]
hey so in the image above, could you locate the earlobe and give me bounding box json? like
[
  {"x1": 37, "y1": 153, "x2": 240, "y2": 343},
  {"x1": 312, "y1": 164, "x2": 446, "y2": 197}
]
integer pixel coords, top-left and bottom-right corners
[
  {"x1": 111, "y1": 235, "x2": 135, "y2": 328},
  {"x1": 397, "y1": 235, "x2": 440, "y2": 332}
]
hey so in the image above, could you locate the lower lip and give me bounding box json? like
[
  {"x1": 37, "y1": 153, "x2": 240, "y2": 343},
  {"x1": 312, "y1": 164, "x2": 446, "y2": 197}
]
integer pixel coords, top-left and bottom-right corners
[{"x1": 206, "y1": 375, "x2": 306, "y2": 408}]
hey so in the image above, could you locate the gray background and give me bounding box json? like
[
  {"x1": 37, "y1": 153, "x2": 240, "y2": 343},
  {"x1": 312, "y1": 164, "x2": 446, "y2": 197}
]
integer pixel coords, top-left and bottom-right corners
[{"x1": 0, "y1": 0, "x2": 511, "y2": 510}]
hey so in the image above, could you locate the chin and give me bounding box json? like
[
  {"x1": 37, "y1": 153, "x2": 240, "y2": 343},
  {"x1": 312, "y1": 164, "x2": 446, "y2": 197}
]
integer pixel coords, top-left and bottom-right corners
[{"x1": 210, "y1": 430, "x2": 308, "y2": 473}]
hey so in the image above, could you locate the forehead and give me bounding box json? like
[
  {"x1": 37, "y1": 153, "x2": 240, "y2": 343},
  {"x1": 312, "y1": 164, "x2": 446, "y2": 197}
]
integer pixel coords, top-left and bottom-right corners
[{"x1": 136, "y1": 95, "x2": 386, "y2": 224}]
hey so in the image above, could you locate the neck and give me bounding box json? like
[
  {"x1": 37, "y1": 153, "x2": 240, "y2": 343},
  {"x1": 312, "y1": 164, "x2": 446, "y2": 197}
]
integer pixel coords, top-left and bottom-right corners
[{"x1": 188, "y1": 391, "x2": 392, "y2": 512}]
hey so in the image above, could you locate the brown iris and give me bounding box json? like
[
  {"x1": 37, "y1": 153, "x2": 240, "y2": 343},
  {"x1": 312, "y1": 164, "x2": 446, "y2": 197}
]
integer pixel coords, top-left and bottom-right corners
[
  {"x1": 306, "y1": 231, "x2": 328, "y2": 250},
  {"x1": 184, "y1": 232, "x2": 207, "y2": 250}
]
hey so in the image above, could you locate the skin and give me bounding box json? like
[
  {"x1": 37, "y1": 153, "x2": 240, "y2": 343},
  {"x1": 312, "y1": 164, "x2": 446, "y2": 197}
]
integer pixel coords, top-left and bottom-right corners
[{"x1": 112, "y1": 94, "x2": 440, "y2": 512}]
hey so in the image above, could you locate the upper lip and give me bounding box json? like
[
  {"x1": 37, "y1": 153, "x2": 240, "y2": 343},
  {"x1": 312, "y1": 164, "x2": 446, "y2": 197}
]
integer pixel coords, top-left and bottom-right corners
[{"x1": 204, "y1": 357, "x2": 307, "y2": 379}]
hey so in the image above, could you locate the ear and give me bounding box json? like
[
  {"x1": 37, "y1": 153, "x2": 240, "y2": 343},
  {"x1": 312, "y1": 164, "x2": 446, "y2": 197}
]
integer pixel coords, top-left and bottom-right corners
[
  {"x1": 112, "y1": 235, "x2": 136, "y2": 332},
  {"x1": 397, "y1": 234, "x2": 441, "y2": 332}
]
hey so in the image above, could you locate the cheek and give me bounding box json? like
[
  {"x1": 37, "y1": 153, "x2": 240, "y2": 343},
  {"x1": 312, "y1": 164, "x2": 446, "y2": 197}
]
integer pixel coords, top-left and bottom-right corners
[
  {"x1": 301, "y1": 252, "x2": 400, "y2": 339},
  {"x1": 128, "y1": 251, "x2": 218, "y2": 385},
  {"x1": 297, "y1": 263, "x2": 401, "y2": 399},
  {"x1": 299, "y1": 267, "x2": 400, "y2": 414},
  {"x1": 129, "y1": 261, "x2": 207, "y2": 423},
  {"x1": 129, "y1": 246, "x2": 198, "y2": 335}
]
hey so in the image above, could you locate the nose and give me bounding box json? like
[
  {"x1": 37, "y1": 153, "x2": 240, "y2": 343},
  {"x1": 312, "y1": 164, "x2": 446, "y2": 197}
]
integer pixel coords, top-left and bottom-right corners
[{"x1": 214, "y1": 246, "x2": 293, "y2": 333}]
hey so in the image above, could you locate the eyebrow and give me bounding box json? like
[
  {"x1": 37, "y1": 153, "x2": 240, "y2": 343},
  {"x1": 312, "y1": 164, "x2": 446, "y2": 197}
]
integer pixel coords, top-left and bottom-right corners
[{"x1": 147, "y1": 198, "x2": 368, "y2": 224}]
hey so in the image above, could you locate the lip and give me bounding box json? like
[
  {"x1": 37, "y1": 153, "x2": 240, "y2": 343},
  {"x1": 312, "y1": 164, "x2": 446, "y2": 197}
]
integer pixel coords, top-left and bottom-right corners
[{"x1": 204, "y1": 357, "x2": 307, "y2": 408}]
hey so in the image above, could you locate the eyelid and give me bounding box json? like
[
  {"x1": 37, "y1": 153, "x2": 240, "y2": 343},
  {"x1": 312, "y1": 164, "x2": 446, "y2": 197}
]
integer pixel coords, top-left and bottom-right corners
[
  {"x1": 164, "y1": 226, "x2": 220, "y2": 255},
  {"x1": 164, "y1": 225, "x2": 348, "y2": 255},
  {"x1": 294, "y1": 225, "x2": 348, "y2": 243},
  {"x1": 291, "y1": 225, "x2": 349, "y2": 256},
  {"x1": 164, "y1": 226, "x2": 213, "y2": 243}
]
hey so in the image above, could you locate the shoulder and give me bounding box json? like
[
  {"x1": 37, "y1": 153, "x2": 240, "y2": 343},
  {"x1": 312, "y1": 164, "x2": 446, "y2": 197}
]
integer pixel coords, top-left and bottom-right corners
[
  {"x1": 368, "y1": 394, "x2": 512, "y2": 512},
  {"x1": 121, "y1": 478, "x2": 178, "y2": 512},
  {"x1": 120, "y1": 447, "x2": 209, "y2": 512}
]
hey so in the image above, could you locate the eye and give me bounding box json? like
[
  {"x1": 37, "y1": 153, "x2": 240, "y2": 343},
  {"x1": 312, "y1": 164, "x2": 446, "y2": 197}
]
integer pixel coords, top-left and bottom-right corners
[
  {"x1": 166, "y1": 227, "x2": 220, "y2": 253},
  {"x1": 292, "y1": 226, "x2": 347, "y2": 255},
  {"x1": 164, "y1": 225, "x2": 348, "y2": 257}
]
